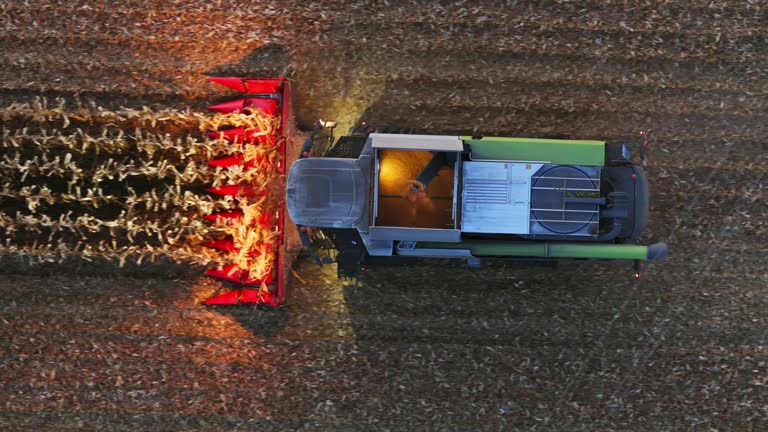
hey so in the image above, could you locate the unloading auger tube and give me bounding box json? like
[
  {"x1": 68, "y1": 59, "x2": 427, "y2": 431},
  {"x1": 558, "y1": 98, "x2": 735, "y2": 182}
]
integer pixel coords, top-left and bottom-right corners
[{"x1": 201, "y1": 77, "x2": 293, "y2": 306}]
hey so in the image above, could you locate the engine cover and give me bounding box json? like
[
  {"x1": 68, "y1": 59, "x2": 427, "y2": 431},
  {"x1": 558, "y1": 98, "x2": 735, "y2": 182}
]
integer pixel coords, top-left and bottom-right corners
[{"x1": 460, "y1": 162, "x2": 600, "y2": 237}]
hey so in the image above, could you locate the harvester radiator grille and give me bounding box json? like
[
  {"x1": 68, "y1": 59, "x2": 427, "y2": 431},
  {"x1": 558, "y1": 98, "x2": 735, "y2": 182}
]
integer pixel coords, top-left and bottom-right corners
[
  {"x1": 463, "y1": 179, "x2": 509, "y2": 204},
  {"x1": 529, "y1": 165, "x2": 601, "y2": 236}
]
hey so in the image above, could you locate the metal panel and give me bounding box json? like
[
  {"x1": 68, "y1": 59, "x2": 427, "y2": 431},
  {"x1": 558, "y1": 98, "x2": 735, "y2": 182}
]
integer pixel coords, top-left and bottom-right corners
[
  {"x1": 396, "y1": 241, "x2": 472, "y2": 257},
  {"x1": 370, "y1": 133, "x2": 464, "y2": 151},
  {"x1": 369, "y1": 227, "x2": 462, "y2": 242},
  {"x1": 452, "y1": 156, "x2": 460, "y2": 224},
  {"x1": 460, "y1": 161, "x2": 543, "y2": 234},
  {"x1": 373, "y1": 152, "x2": 380, "y2": 225},
  {"x1": 358, "y1": 231, "x2": 393, "y2": 256},
  {"x1": 356, "y1": 154, "x2": 373, "y2": 232}
]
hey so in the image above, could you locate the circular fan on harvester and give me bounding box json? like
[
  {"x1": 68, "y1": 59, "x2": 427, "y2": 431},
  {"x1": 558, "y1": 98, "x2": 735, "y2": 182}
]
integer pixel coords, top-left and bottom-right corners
[{"x1": 530, "y1": 165, "x2": 599, "y2": 235}]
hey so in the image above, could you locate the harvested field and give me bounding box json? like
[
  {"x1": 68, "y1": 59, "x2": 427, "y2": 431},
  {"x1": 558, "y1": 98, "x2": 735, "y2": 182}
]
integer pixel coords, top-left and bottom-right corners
[{"x1": 1, "y1": 1, "x2": 767, "y2": 430}]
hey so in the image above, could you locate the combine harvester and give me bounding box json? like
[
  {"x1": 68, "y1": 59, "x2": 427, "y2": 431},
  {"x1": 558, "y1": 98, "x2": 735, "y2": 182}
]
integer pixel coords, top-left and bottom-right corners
[{"x1": 202, "y1": 76, "x2": 668, "y2": 306}]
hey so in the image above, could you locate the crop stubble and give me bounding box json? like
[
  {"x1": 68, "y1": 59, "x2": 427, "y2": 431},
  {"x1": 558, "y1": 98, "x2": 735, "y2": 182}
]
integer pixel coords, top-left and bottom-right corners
[{"x1": 0, "y1": 1, "x2": 767, "y2": 431}]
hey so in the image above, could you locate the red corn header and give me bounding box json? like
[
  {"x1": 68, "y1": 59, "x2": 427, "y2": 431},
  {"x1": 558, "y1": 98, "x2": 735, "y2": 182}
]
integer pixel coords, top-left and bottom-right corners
[{"x1": 202, "y1": 77, "x2": 293, "y2": 306}]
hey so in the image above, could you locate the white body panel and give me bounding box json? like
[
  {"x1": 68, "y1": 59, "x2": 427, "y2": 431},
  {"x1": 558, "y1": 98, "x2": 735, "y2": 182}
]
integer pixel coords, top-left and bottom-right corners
[
  {"x1": 369, "y1": 133, "x2": 464, "y2": 151},
  {"x1": 460, "y1": 161, "x2": 543, "y2": 234}
]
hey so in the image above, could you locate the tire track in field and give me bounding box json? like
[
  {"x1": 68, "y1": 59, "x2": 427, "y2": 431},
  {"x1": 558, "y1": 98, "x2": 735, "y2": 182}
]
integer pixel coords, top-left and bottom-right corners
[
  {"x1": 555, "y1": 148, "x2": 767, "y2": 416},
  {"x1": 553, "y1": 138, "x2": 736, "y2": 410}
]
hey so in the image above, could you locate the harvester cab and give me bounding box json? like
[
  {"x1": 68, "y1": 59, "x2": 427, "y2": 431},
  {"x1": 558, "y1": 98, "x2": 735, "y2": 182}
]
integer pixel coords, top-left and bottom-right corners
[{"x1": 201, "y1": 76, "x2": 667, "y2": 306}]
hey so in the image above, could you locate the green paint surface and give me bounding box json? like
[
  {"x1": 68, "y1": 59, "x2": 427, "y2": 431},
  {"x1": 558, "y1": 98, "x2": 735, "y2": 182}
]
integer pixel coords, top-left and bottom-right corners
[
  {"x1": 418, "y1": 240, "x2": 649, "y2": 260},
  {"x1": 462, "y1": 136, "x2": 605, "y2": 166}
]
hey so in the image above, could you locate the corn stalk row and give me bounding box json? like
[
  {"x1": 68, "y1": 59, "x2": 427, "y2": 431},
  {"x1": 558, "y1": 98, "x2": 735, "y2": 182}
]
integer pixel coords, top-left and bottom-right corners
[{"x1": 1, "y1": 98, "x2": 283, "y2": 277}]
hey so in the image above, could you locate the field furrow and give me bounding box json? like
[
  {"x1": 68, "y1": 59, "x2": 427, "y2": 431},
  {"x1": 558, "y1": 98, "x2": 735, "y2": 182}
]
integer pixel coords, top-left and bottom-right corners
[{"x1": 1, "y1": 0, "x2": 766, "y2": 430}]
